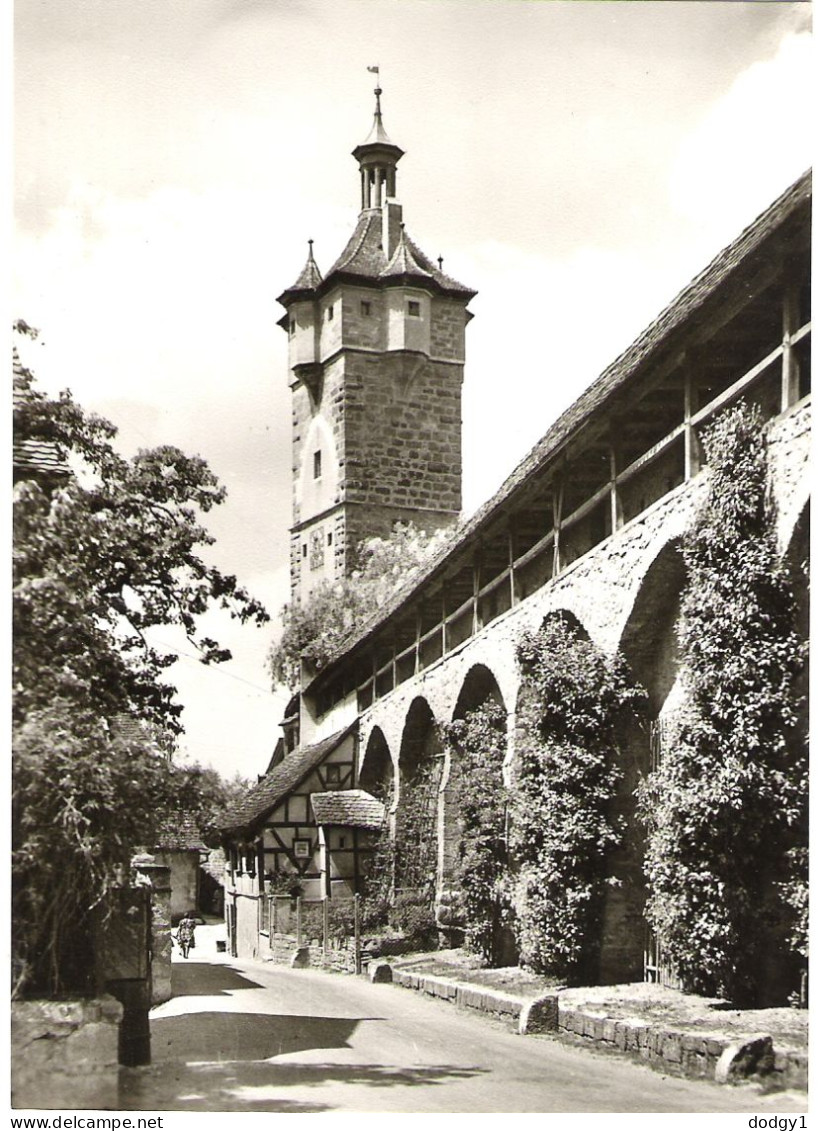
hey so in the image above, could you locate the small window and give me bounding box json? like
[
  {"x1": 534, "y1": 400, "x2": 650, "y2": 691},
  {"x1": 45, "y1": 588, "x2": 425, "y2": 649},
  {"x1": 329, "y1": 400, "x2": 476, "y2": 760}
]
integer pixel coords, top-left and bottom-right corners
[
  {"x1": 313, "y1": 450, "x2": 322, "y2": 479},
  {"x1": 325, "y1": 764, "x2": 341, "y2": 785},
  {"x1": 302, "y1": 544, "x2": 307, "y2": 559},
  {"x1": 326, "y1": 304, "x2": 334, "y2": 321},
  {"x1": 361, "y1": 300, "x2": 371, "y2": 316},
  {"x1": 407, "y1": 300, "x2": 421, "y2": 317},
  {"x1": 289, "y1": 318, "x2": 296, "y2": 336},
  {"x1": 338, "y1": 836, "x2": 346, "y2": 849},
  {"x1": 293, "y1": 839, "x2": 311, "y2": 860},
  {"x1": 327, "y1": 531, "x2": 333, "y2": 546}
]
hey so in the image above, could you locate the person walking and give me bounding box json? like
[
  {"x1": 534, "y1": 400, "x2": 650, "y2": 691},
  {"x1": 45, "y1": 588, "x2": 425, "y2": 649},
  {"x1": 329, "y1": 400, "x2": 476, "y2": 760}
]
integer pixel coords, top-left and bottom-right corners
[{"x1": 177, "y1": 911, "x2": 197, "y2": 959}]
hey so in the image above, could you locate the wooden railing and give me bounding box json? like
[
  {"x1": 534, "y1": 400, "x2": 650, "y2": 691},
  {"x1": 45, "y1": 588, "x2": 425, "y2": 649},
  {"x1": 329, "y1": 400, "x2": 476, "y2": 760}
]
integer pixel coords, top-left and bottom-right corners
[{"x1": 327, "y1": 316, "x2": 810, "y2": 718}]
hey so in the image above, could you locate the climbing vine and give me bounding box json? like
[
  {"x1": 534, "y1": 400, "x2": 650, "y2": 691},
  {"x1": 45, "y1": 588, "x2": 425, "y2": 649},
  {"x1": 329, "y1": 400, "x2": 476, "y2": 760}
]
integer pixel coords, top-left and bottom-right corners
[
  {"x1": 359, "y1": 771, "x2": 438, "y2": 945},
  {"x1": 512, "y1": 616, "x2": 647, "y2": 982},
  {"x1": 637, "y1": 404, "x2": 807, "y2": 1003},
  {"x1": 444, "y1": 701, "x2": 510, "y2": 964},
  {"x1": 394, "y1": 758, "x2": 440, "y2": 898}
]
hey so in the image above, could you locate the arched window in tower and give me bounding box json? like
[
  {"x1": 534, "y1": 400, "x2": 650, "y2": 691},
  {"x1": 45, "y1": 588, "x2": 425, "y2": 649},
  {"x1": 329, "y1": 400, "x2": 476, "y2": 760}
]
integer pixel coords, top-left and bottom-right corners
[{"x1": 313, "y1": 450, "x2": 322, "y2": 480}]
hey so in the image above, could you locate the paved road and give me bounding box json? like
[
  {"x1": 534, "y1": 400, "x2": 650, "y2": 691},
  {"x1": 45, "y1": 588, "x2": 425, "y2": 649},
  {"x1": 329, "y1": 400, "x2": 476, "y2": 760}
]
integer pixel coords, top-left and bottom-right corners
[{"x1": 120, "y1": 925, "x2": 807, "y2": 1113}]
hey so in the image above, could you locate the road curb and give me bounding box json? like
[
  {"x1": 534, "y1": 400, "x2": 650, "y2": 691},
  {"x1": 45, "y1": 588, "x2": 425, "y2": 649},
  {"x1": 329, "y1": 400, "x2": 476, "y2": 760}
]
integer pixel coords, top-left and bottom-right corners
[{"x1": 387, "y1": 968, "x2": 806, "y2": 1090}]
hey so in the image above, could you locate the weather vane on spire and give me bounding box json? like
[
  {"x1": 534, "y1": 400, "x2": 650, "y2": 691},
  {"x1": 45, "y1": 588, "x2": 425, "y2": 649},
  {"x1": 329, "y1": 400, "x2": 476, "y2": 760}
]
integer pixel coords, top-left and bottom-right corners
[{"x1": 367, "y1": 64, "x2": 382, "y2": 112}]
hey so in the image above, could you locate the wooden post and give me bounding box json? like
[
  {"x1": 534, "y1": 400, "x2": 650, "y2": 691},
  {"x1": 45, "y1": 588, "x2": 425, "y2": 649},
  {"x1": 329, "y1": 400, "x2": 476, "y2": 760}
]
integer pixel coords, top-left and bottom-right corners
[
  {"x1": 782, "y1": 280, "x2": 801, "y2": 411},
  {"x1": 684, "y1": 360, "x2": 701, "y2": 480},
  {"x1": 508, "y1": 522, "x2": 517, "y2": 606},
  {"x1": 354, "y1": 893, "x2": 362, "y2": 975},
  {"x1": 472, "y1": 552, "x2": 482, "y2": 635},
  {"x1": 609, "y1": 433, "x2": 622, "y2": 533},
  {"x1": 552, "y1": 479, "x2": 564, "y2": 577},
  {"x1": 323, "y1": 896, "x2": 330, "y2": 964},
  {"x1": 296, "y1": 895, "x2": 302, "y2": 948},
  {"x1": 441, "y1": 587, "x2": 448, "y2": 655}
]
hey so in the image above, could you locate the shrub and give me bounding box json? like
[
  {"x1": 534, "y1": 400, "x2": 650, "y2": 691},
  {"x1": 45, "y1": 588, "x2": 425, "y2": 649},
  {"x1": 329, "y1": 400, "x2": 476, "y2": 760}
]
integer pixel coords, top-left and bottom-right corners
[
  {"x1": 512, "y1": 616, "x2": 647, "y2": 981},
  {"x1": 637, "y1": 405, "x2": 807, "y2": 1003},
  {"x1": 390, "y1": 891, "x2": 437, "y2": 946},
  {"x1": 445, "y1": 701, "x2": 511, "y2": 964},
  {"x1": 269, "y1": 523, "x2": 452, "y2": 691}
]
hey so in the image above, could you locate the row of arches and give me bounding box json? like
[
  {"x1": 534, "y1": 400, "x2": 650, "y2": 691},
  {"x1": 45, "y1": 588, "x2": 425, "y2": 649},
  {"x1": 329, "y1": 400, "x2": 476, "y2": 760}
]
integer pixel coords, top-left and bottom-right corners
[{"x1": 354, "y1": 502, "x2": 809, "y2": 987}]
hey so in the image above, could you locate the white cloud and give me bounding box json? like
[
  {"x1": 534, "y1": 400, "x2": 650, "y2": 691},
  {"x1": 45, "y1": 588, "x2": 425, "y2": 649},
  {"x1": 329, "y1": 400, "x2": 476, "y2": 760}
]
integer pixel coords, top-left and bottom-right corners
[
  {"x1": 458, "y1": 238, "x2": 690, "y2": 513},
  {"x1": 670, "y1": 32, "x2": 813, "y2": 243}
]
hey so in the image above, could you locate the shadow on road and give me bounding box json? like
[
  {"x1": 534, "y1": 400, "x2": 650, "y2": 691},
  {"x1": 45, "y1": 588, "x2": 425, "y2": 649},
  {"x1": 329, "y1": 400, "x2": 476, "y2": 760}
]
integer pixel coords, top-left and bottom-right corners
[
  {"x1": 170, "y1": 962, "x2": 264, "y2": 997},
  {"x1": 150, "y1": 1010, "x2": 361, "y2": 1062},
  {"x1": 120, "y1": 1058, "x2": 486, "y2": 1112}
]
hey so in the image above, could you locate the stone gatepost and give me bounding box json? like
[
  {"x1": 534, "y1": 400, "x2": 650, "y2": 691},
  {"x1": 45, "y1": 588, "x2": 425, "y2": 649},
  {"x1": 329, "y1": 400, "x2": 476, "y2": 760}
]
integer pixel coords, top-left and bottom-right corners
[
  {"x1": 132, "y1": 852, "x2": 172, "y2": 1006},
  {"x1": 11, "y1": 995, "x2": 124, "y2": 1110}
]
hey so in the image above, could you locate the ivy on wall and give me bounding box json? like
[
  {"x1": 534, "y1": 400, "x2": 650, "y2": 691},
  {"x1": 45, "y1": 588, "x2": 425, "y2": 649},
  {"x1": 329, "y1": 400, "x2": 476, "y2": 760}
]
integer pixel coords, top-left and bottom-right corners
[
  {"x1": 512, "y1": 616, "x2": 647, "y2": 982},
  {"x1": 637, "y1": 404, "x2": 807, "y2": 1004},
  {"x1": 394, "y1": 758, "x2": 440, "y2": 896},
  {"x1": 444, "y1": 701, "x2": 510, "y2": 964}
]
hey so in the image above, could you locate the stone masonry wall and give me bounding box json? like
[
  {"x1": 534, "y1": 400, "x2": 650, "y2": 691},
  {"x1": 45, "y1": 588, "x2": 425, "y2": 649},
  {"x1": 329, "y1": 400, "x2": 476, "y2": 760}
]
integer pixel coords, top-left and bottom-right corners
[
  {"x1": 343, "y1": 349, "x2": 462, "y2": 515},
  {"x1": 11, "y1": 996, "x2": 123, "y2": 1110}
]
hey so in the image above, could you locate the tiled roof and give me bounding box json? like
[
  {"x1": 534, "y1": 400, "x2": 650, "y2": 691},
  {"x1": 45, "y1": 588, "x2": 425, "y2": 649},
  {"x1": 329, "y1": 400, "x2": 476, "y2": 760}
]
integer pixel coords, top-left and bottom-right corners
[
  {"x1": 155, "y1": 811, "x2": 207, "y2": 852},
  {"x1": 281, "y1": 242, "x2": 323, "y2": 299},
  {"x1": 310, "y1": 790, "x2": 385, "y2": 829},
  {"x1": 13, "y1": 347, "x2": 69, "y2": 483},
  {"x1": 220, "y1": 723, "x2": 357, "y2": 834},
  {"x1": 327, "y1": 210, "x2": 388, "y2": 278},
  {"x1": 279, "y1": 213, "x2": 475, "y2": 303},
  {"x1": 382, "y1": 228, "x2": 434, "y2": 280},
  {"x1": 309, "y1": 169, "x2": 811, "y2": 683}
]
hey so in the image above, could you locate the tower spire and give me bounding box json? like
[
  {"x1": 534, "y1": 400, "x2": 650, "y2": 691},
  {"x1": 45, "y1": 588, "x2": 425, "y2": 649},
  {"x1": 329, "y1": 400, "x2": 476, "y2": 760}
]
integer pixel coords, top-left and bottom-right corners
[{"x1": 353, "y1": 68, "x2": 404, "y2": 212}]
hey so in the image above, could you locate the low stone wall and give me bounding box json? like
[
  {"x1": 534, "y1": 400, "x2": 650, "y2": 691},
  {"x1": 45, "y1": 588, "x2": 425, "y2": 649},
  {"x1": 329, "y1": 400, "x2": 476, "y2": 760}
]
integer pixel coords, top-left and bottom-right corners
[
  {"x1": 264, "y1": 931, "x2": 418, "y2": 970},
  {"x1": 11, "y1": 996, "x2": 123, "y2": 1110},
  {"x1": 392, "y1": 969, "x2": 524, "y2": 1020},
  {"x1": 557, "y1": 1006, "x2": 731, "y2": 1079},
  {"x1": 383, "y1": 969, "x2": 807, "y2": 1090}
]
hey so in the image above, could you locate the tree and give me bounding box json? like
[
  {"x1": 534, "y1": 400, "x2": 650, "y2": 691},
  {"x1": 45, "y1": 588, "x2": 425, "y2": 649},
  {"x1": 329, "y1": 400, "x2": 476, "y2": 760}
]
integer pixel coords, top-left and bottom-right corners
[
  {"x1": 14, "y1": 362, "x2": 268, "y2": 734},
  {"x1": 12, "y1": 339, "x2": 268, "y2": 997},
  {"x1": 164, "y1": 763, "x2": 253, "y2": 846},
  {"x1": 268, "y1": 523, "x2": 452, "y2": 691}
]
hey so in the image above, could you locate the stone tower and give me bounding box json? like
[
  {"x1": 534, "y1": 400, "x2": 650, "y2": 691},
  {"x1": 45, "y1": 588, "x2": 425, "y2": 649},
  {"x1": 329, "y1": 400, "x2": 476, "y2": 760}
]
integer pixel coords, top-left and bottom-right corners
[{"x1": 277, "y1": 81, "x2": 476, "y2": 601}]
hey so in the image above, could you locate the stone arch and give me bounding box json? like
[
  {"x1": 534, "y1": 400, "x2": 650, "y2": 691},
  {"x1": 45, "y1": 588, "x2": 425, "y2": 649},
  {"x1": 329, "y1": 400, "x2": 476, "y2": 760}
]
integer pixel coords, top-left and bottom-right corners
[
  {"x1": 538, "y1": 607, "x2": 590, "y2": 638},
  {"x1": 359, "y1": 726, "x2": 394, "y2": 806},
  {"x1": 452, "y1": 663, "x2": 506, "y2": 721},
  {"x1": 510, "y1": 608, "x2": 592, "y2": 719},
  {"x1": 619, "y1": 537, "x2": 686, "y2": 718},
  {"x1": 395, "y1": 698, "x2": 444, "y2": 900}
]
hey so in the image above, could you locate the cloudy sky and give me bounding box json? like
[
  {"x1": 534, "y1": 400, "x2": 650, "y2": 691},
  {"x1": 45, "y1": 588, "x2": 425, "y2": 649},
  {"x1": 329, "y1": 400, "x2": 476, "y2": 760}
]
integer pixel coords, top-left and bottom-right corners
[{"x1": 14, "y1": 0, "x2": 812, "y2": 781}]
